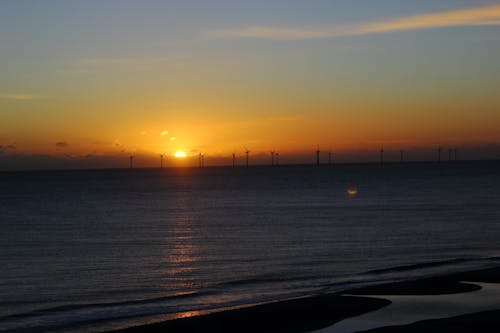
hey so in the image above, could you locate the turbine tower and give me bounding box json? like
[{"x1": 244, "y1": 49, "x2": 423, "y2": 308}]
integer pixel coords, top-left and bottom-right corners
[
  {"x1": 160, "y1": 154, "x2": 164, "y2": 169},
  {"x1": 316, "y1": 146, "x2": 320, "y2": 166},
  {"x1": 232, "y1": 153, "x2": 236, "y2": 168},
  {"x1": 129, "y1": 155, "x2": 134, "y2": 169},
  {"x1": 245, "y1": 148, "x2": 250, "y2": 168},
  {"x1": 198, "y1": 153, "x2": 205, "y2": 168},
  {"x1": 380, "y1": 146, "x2": 384, "y2": 165}
]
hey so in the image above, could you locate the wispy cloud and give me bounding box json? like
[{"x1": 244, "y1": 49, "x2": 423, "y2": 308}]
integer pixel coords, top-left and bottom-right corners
[
  {"x1": 0, "y1": 93, "x2": 44, "y2": 101},
  {"x1": 55, "y1": 141, "x2": 69, "y2": 148},
  {"x1": 207, "y1": 4, "x2": 500, "y2": 40},
  {"x1": 78, "y1": 57, "x2": 175, "y2": 66}
]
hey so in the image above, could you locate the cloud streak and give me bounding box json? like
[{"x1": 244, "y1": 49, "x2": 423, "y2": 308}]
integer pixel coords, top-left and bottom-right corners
[
  {"x1": 78, "y1": 57, "x2": 171, "y2": 66},
  {"x1": 0, "y1": 93, "x2": 44, "y2": 101},
  {"x1": 77, "y1": 56, "x2": 187, "y2": 68},
  {"x1": 207, "y1": 4, "x2": 500, "y2": 40}
]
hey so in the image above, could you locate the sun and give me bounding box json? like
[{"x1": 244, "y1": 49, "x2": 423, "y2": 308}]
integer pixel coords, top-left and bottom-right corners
[{"x1": 174, "y1": 151, "x2": 187, "y2": 158}]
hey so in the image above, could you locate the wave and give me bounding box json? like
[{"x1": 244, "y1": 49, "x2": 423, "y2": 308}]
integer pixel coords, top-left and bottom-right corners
[
  {"x1": 362, "y1": 256, "x2": 500, "y2": 276},
  {"x1": 0, "y1": 291, "x2": 201, "y2": 322},
  {"x1": 221, "y1": 274, "x2": 320, "y2": 287},
  {"x1": 363, "y1": 258, "x2": 471, "y2": 275}
]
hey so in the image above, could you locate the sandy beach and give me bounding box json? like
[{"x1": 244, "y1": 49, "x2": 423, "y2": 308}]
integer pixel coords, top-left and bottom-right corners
[{"x1": 109, "y1": 266, "x2": 500, "y2": 333}]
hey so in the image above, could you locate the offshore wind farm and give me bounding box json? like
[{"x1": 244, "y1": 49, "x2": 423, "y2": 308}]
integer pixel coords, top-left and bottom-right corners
[{"x1": 109, "y1": 145, "x2": 470, "y2": 171}]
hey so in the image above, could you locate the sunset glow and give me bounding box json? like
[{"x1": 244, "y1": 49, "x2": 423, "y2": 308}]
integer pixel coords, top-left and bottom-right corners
[
  {"x1": 1, "y1": 1, "x2": 500, "y2": 170},
  {"x1": 174, "y1": 151, "x2": 187, "y2": 158}
]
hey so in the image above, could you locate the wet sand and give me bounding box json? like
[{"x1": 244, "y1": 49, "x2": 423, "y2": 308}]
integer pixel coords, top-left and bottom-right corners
[
  {"x1": 109, "y1": 266, "x2": 500, "y2": 333},
  {"x1": 111, "y1": 295, "x2": 389, "y2": 332},
  {"x1": 359, "y1": 309, "x2": 500, "y2": 333}
]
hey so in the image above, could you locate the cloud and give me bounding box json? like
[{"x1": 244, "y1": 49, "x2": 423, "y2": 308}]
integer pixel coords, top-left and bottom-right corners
[
  {"x1": 55, "y1": 141, "x2": 69, "y2": 148},
  {"x1": 207, "y1": 4, "x2": 500, "y2": 40},
  {"x1": 0, "y1": 143, "x2": 16, "y2": 154},
  {"x1": 361, "y1": 4, "x2": 500, "y2": 34},
  {"x1": 169, "y1": 137, "x2": 176, "y2": 142},
  {"x1": 78, "y1": 57, "x2": 175, "y2": 66},
  {"x1": 0, "y1": 93, "x2": 44, "y2": 101},
  {"x1": 160, "y1": 130, "x2": 169, "y2": 136}
]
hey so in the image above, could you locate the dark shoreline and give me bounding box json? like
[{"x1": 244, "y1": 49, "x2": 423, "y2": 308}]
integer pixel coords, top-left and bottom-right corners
[
  {"x1": 110, "y1": 295, "x2": 390, "y2": 333},
  {"x1": 108, "y1": 266, "x2": 500, "y2": 333},
  {"x1": 362, "y1": 309, "x2": 500, "y2": 333}
]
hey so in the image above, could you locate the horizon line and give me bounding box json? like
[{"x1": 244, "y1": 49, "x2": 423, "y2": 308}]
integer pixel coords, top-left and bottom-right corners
[{"x1": 1, "y1": 158, "x2": 499, "y2": 173}]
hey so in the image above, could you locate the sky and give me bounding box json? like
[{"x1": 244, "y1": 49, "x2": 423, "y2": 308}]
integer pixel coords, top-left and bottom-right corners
[{"x1": 1, "y1": 0, "x2": 500, "y2": 169}]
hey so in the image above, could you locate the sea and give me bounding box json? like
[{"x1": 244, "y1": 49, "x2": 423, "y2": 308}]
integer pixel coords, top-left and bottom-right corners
[{"x1": 2, "y1": 161, "x2": 500, "y2": 332}]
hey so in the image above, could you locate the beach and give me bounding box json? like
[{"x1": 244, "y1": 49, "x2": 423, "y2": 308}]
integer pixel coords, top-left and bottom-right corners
[{"x1": 110, "y1": 266, "x2": 500, "y2": 333}]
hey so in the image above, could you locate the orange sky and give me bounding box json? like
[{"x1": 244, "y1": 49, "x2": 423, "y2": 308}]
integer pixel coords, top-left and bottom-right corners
[{"x1": 1, "y1": 1, "x2": 500, "y2": 169}]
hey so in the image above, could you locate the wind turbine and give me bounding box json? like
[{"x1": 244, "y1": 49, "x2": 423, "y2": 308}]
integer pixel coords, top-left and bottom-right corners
[
  {"x1": 316, "y1": 146, "x2": 320, "y2": 166},
  {"x1": 232, "y1": 152, "x2": 236, "y2": 168},
  {"x1": 271, "y1": 150, "x2": 275, "y2": 166},
  {"x1": 199, "y1": 152, "x2": 204, "y2": 168},
  {"x1": 245, "y1": 147, "x2": 250, "y2": 168}
]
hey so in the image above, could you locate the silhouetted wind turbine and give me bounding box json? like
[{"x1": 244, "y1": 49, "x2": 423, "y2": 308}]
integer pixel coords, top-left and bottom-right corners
[
  {"x1": 438, "y1": 146, "x2": 443, "y2": 163},
  {"x1": 380, "y1": 146, "x2": 384, "y2": 165},
  {"x1": 232, "y1": 152, "x2": 236, "y2": 168},
  {"x1": 454, "y1": 148, "x2": 458, "y2": 161},
  {"x1": 160, "y1": 154, "x2": 164, "y2": 169},
  {"x1": 449, "y1": 148, "x2": 453, "y2": 161},
  {"x1": 271, "y1": 150, "x2": 275, "y2": 166},
  {"x1": 275, "y1": 152, "x2": 279, "y2": 166},
  {"x1": 400, "y1": 150, "x2": 404, "y2": 163},
  {"x1": 129, "y1": 155, "x2": 134, "y2": 169},
  {"x1": 245, "y1": 148, "x2": 250, "y2": 168},
  {"x1": 316, "y1": 146, "x2": 320, "y2": 166},
  {"x1": 198, "y1": 153, "x2": 205, "y2": 168}
]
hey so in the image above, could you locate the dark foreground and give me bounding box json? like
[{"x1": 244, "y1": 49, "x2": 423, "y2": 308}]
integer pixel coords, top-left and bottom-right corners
[
  {"x1": 362, "y1": 309, "x2": 500, "y2": 333},
  {"x1": 110, "y1": 266, "x2": 500, "y2": 333}
]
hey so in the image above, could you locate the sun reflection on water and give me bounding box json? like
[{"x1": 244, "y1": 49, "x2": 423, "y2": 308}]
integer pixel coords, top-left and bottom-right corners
[{"x1": 161, "y1": 192, "x2": 201, "y2": 292}]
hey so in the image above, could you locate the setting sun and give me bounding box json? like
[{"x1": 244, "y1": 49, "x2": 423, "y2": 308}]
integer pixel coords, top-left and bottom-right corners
[{"x1": 174, "y1": 151, "x2": 187, "y2": 158}]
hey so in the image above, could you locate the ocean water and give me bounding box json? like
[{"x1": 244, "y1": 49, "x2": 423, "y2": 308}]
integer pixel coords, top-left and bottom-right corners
[{"x1": 1, "y1": 162, "x2": 500, "y2": 332}]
